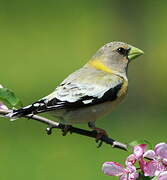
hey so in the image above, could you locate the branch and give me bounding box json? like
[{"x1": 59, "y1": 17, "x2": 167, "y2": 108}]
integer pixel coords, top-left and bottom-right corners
[{"x1": 0, "y1": 109, "x2": 128, "y2": 151}]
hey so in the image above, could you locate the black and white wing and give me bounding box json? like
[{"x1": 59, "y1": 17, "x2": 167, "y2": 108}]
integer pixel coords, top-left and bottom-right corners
[
  {"x1": 44, "y1": 78, "x2": 123, "y2": 110},
  {"x1": 10, "y1": 72, "x2": 124, "y2": 117}
]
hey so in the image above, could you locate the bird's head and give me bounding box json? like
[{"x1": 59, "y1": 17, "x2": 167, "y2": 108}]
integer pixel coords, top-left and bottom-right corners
[{"x1": 88, "y1": 42, "x2": 144, "y2": 77}]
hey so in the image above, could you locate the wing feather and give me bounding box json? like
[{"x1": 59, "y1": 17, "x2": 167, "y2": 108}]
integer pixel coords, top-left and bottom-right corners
[
  {"x1": 11, "y1": 68, "x2": 125, "y2": 117},
  {"x1": 42, "y1": 73, "x2": 124, "y2": 110}
]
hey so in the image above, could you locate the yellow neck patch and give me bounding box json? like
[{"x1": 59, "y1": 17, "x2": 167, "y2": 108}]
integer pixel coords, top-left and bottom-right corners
[{"x1": 89, "y1": 59, "x2": 113, "y2": 74}]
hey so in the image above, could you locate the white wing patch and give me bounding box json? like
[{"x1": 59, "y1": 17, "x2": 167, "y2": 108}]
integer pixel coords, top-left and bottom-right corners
[{"x1": 82, "y1": 99, "x2": 93, "y2": 104}]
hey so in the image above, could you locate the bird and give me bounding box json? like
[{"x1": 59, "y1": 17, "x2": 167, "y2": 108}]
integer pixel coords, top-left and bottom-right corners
[{"x1": 9, "y1": 41, "x2": 144, "y2": 138}]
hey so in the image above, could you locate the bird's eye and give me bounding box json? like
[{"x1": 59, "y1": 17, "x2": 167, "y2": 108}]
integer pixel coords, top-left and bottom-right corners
[{"x1": 116, "y1": 47, "x2": 128, "y2": 56}]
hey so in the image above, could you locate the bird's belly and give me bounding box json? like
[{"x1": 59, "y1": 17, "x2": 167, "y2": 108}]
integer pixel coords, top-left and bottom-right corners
[{"x1": 49, "y1": 96, "x2": 124, "y2": 124}]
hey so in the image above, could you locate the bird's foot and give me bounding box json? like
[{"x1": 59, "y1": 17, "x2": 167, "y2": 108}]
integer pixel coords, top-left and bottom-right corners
[
  {"x1": 46, "y1": 126, "x2": 53, "y2": 135},
  {"x1": 88, "y1": 122, "x2": 108, "y2": 147},
  {"x1": 92, "y1": 127, "x2": 108, "y2": 148},
  {"x1": 61, "y1": 125, "x2": 73, "y2": 136}
]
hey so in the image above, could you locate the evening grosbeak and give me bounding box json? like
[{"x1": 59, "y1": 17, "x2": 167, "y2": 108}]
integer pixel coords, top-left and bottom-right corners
[{"x1": 9, "y1": 42, "x2": 144, "y2": 136}]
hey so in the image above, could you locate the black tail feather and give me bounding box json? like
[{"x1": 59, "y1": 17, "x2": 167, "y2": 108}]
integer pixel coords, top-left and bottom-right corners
[
  {"x1": 10, "y1": 99, "x2": 47, "y2": 118},
  {"x1": 12, "y1": 105, "x2": 38, "y2": 118}
]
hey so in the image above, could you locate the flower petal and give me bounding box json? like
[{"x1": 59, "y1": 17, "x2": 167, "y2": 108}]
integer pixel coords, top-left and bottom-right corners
[
  {"x1": 162, "y1": 158, "x2": 167, "y2": 166},
  {"x1": 140, "y1": 159, "x2": 157, "y2": 176},
  {"x1": 139, "y1": 159, "x2": 146, "y2": 172},
  {"x1": 155, "y1": 143, "x2": 166, "y2": 149},
  {"x1": 158, "y1": 171, "x2": 167, "y2": 180},
  {"x1": 129, "y1": 172, "x2": 139, "y2": 180},
  {"x1": 0, "y1": 102, "x2": 8, "y2": 110},
  {"x1": 102, "y1": 162, "x2": 125, "y2": 176},
  {"x1": 155, "y1": 163, "x2": 166, "y2": 176},
  {"x1": 133, "y1": 144, "x2": 146, "y2": 160},
  {"x1": 126, "y1": 154, "x2": 136, "y2": 166},
  {"x1": 120, "y1": 174, "x2": 128, "y2": 180},
  {"x1": 143, "y1": 150, "x2": 156, "y2": 160},
  {"x1": 155, "y1": 143, "x2": 167, "y2": 159},
  {"x1": 126, "y1": 165, "x2": 137, "y2": 173},
  {"x1": 119, "y1": 171, "x2": 138, "y2": 180}
]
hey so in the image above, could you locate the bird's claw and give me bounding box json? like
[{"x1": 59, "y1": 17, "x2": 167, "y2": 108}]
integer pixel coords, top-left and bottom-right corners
[
  {"x1": 46, "y1": 126, "x2": 53, "y2": 135},
  {"x1": 96, "y1": 139, "x2": 103, "y2": 148},
  {"x1": 62, "y1": 125, "x2": 72, "y2": 136},
  {"x1": 92, "y1": 128, "x2": 108, "y2": 148}
]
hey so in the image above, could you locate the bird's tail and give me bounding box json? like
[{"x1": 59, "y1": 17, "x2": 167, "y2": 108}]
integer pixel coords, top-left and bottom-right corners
[
  {"x1": 7, "y1": 105, "x2": 36, "y2": 120},
  {"x1": 7, "y1": 100, "x2": 46, "y2": 120}
]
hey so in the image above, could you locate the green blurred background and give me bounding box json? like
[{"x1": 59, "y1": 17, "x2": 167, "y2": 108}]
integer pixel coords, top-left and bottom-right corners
[{"x1": 0, "y1": 0, "x2": 167, "y2": 179}]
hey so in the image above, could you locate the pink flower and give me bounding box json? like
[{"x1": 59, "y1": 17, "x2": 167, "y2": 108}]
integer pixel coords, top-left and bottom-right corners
[
  {"x1": 0, "y1": 102, "x2": 8, "y2": 110},
  {"x1": 125, "y1": 144, "x2": 146, "y2": 167},
  {"x1": 141, "y1": 142, "x2": 167, "y2": 177},
  {"x1": 133, "y1": 144, "x2": 146, "y2": 160},
  {"x1": 158, "y1": 171, "x2": 167, "y2": 180},
  {"x1": 139, "y1": 159, "x2": 157, "y2": 177},
  {"x1": 102, "y1": 142, "x2": 167, "y2": 179},
  {"x1": 102, "y1": 162, "x2": 138, "y2": 180},
  {"x1": 126, "y1": 154, "x2": 136, "y2": 166}
]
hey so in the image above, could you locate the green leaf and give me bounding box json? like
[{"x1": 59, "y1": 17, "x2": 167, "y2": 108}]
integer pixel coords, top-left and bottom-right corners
[{"x1": 0, "y1": 85, "x2": 22, "y2": 108}]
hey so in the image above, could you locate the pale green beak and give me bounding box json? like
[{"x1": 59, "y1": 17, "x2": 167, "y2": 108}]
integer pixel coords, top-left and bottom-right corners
[{"x1": 128, "y1": 46, "x2": 144, "y2": 60}]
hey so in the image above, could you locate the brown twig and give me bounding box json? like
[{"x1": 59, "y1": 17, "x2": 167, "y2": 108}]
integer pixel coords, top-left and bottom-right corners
[{"x1": 0, "y1": 109, "x2": 128, "y2": 151}]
